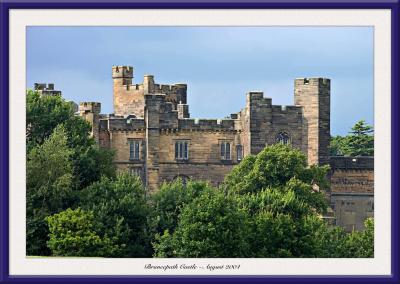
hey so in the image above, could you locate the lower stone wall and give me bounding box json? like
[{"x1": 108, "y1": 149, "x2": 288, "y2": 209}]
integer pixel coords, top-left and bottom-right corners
[
  {"x1": 159, "y1": 163, "x2": 234, "y2": 187},
  {"x1": 330, "y1": 193, "x2": 374, "y2": 232},
  {"x1": 330, "y1": 169, "x2": 374, "y2": 194},
  {"x1": 329, "y1": 156, "x2": 374, "y2": 232}
]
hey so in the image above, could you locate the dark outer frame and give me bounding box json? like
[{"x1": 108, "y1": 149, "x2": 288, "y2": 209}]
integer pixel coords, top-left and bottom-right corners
[{"x1": 0, "y1": 0, "x2": 398, "y2": 283}]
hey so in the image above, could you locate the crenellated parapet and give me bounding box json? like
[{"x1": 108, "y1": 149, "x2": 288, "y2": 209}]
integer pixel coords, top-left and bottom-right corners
[
  {"x1": 34, "y1": 83, "x2": 62, "y2": 96},
  {"x1": 112, "y1": 65, "x2": 188, "y2": 117},
  {"x1": 79, "y1": 102, "x2": 101, "y2": 114}
]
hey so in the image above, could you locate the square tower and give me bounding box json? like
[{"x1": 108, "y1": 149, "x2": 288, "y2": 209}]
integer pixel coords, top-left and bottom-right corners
[{"x1": 294, "y1": 78, "x2": 331, "y2": 165}]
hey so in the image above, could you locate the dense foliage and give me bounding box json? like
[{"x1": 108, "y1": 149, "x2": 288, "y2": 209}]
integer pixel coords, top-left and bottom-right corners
[
  {"x1": 331, "y1": 120, "x2": 374, "y2": 156},
  {"x1": 78, "y1": 173, "x2": 150, "y2": 257},
  {"x1": 47, "y1": 208, "x2": 118, "y2": 257},
  {"x1": 154, "y1": 145, "x2": 325, "y2": 257},
  {"x1": 26, "y1": 125, "x2": 75, "y2": 255},
  {"x1": 26, "y1": 91, "x2": 374, "y2": 258},
  {"x1": 26, "y1": 90, "x2": 115, "y2": 256}
]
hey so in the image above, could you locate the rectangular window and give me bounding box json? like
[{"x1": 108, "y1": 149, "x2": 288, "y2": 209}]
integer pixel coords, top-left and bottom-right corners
[
  {"x1": 175, "y1": 140, "x2": 189, "y2": 160},
  {"x1": 236, "y1": 145, "x2": 243, "y2": 161},
  {"x1": 220, "y1": 141, "x2": 231, "y2": 160},
  {"x1": 129, "y1": 140, "x2": 140, "y2": 160}
]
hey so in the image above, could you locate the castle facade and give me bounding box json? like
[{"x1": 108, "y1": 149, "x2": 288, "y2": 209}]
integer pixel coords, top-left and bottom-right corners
[{"x1": 79, "y1": 66, "x2": 331, "y2": 192}]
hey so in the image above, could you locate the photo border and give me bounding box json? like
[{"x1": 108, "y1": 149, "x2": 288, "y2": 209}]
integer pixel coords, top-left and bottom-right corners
[{"x1": 1, "y1": 0, "x2": 399, "y2": 283}]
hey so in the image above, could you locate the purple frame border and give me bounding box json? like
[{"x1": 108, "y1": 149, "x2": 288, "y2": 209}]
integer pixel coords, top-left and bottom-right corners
[{"x1": 0, "y1": 0, "x2": 399, "y2": 283}]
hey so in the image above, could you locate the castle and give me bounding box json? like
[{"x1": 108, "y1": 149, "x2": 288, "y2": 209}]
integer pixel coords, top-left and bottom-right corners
[
  {"x1": 36, "y1": 65, "x2": 374, "y2": 231},
  {"x1": 79, "y1": 66, "x2": 331, "y2": 192}
]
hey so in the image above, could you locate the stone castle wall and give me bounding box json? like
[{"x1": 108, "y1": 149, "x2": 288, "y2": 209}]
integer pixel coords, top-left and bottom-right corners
[{"x1": 330, "y1": 156, "x2": 374, "y2": 231}]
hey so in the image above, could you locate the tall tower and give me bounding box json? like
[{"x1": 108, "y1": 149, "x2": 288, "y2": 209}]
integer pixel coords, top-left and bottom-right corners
[
  {"x1": 294, "y1": 78, "x2": 330, "y2": 165},
  {"x1": 112, "y1": 66, "x2": 134, "y2": 116}
]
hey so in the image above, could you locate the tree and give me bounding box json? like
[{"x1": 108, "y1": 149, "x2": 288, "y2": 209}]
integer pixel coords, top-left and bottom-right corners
[
  {"x1": 62, "y1": 115, "x2": 116, "y2": 189},
  {"x1": 330, "y1": 135, "x2": 345, "y2": 156},
  {"x1": 46, "y1": 208, "x2": 118, "y2": 257},
  {"x1": 26, "y1": 125, "x2": 74, "y2": 255},
  {"x1": 330, "y1": 120, "x2": 374, "y2": 156},
  {"x1": 26, "y1": 90, "x2": 116, "y2": 190},
  {"x1": 149, "y1": 179, "x2": 211, "y2": 236},
  {"x1": 344, "y1": 120, "x2": 374, "y2": 156},
  {"x1": 26, "y1": 91, "x2": 116, "y2": 255},
  {"x1": 26, "y1": 90, "x2": 74, "y2": 151},
  {"x1": 341, "y1": 218, "x2": 374, "y2": 257},
  {"x1": 79, "y1": 172, "x2": 150, "y2": 257},
  {"x1": 153, "y1": 190, "x2": 250, "y2": 257},
  {"x1": 223, "y1": 144, "x2": 330, "y2": 196},
  {"x1": 153, "y1": 145, "x2": 334, "y2": 258}
]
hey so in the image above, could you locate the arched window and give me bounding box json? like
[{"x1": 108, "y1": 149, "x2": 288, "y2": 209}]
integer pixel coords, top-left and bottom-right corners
[{"x1": 276, "y1": 132, "x2": 290, "y2": 145}]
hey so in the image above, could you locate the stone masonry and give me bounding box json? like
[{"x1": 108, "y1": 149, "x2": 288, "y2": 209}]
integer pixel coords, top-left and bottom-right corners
[{"x1": 81, "y1": 66, "x2": 333, "y2": 192}]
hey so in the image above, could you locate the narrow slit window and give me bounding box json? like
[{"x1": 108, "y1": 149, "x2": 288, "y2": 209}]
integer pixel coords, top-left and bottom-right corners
[{"x1": 237, "y1": 145, "x2": 243, "y2": 161}]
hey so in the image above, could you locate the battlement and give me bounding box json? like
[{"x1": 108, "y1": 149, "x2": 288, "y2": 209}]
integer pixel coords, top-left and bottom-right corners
[
  {"x1": 79, "y1": 102, "x2": 101, "y2": 113},
  {"x1": 34, "y1": 83, "x2": 55, "y2": 91},
  {"x1": 330, "y1": 156, "x2": 374, "y2": 170},
  {"x1": 179, "y1": 118, "x2": 235, "y2": 131},
  {"x1": 247, "y1": 91, "x2": 272, "y2": 106},
  {"x1": 295, "y1": 77, "x2": 330, "y2": 87},
  {"x1": 104, "y1": 117, "x2": 145, "y2": 131},
  {"x1": 144, "y1": 93, "x2": 166, "y2": 101},
  {"x1": 112, "y1": 66, "x2": 134, "y2": 79},
  {"x1": 34, "y1": 83, "x2": 62, "y2": 96},
  {"x1": 271, "y1": 105, "x2": 302, "y2": 113}
]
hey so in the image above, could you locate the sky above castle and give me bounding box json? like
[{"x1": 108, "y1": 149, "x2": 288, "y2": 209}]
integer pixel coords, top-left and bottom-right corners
[{"x1": 27, "y1": 27, "x2": 373, "y2": 136}]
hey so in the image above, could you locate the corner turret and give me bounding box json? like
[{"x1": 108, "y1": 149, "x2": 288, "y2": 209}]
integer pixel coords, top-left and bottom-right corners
[{"x1": 79, "y1": 102, "x2": 101, "y2": 143}]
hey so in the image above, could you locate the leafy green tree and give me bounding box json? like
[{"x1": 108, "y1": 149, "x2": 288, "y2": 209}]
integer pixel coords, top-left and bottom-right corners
[
  {"x1": 62, "y1": 115, "x2": 116, "y2": 189},
  {"x1": 26, "y1": 90, "x2": 74, "y2": 151},
  {"x1": 46, "y1": 208, "x2": 118, "y2": 257},
  {"x1": 341, "y1": 218, "x2": 374, "y2": 257},
  {"x1": 153, "y1": 190, "x2": 250, "y2": 257},
  {"x1": 330, "y1": 120, "x2": 374, "y2": 156},
  {"x1": 149, "y1": 179, "x2": 211, "y2": 236},
  {"x1": 344, "y1": 120, "x2": 374, "y2": 156},
  {"x1": 26, "y1": 90, "x2": 115, "y2": 190},
  {"x1": 224, "y1": 144, "x2": 330, "y2": 196},
  {"x1": 26, "y1": 125, "x2": 74, "y2": 255},
  {"x1": 79, "y1": 172, "x2": 150, "y2": 257},
  {"x1": 153, "y1": 144, "x2": 335, "y2": 258},
  {"x1": 222, "y1": 144, "x2": 334, "y2": 257},
  {"x1": 330, "y1": 135, "x2": 345, "y2": 156}
]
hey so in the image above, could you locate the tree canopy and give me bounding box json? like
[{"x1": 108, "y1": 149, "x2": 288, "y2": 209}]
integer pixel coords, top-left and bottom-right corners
[
  {"x1": 152, "y1": 144, "x2": 373, "y2": 258},
  {"x1": 47, "y1": 208, "x2": 118, "y2": 257},
  {"x1": 26, "y1": 90, "x2": 115, "y2": 255},
  {"x1": 79, "y1": 173, "x2": 150, "y2": 257},
  {"x1": 331, "y1": 120, "x2": 374, "y2": 156}
]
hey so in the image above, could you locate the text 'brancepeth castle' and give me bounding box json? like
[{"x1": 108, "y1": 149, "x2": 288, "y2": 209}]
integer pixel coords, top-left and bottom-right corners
[{"x1": 35, "y1": 65, "x2": 374, "y2": 231}]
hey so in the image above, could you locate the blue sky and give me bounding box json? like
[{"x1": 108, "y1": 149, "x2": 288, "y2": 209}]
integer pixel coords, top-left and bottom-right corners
[{"x1": 27, "y1": 27, "x2": 373, "y2": 136}]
